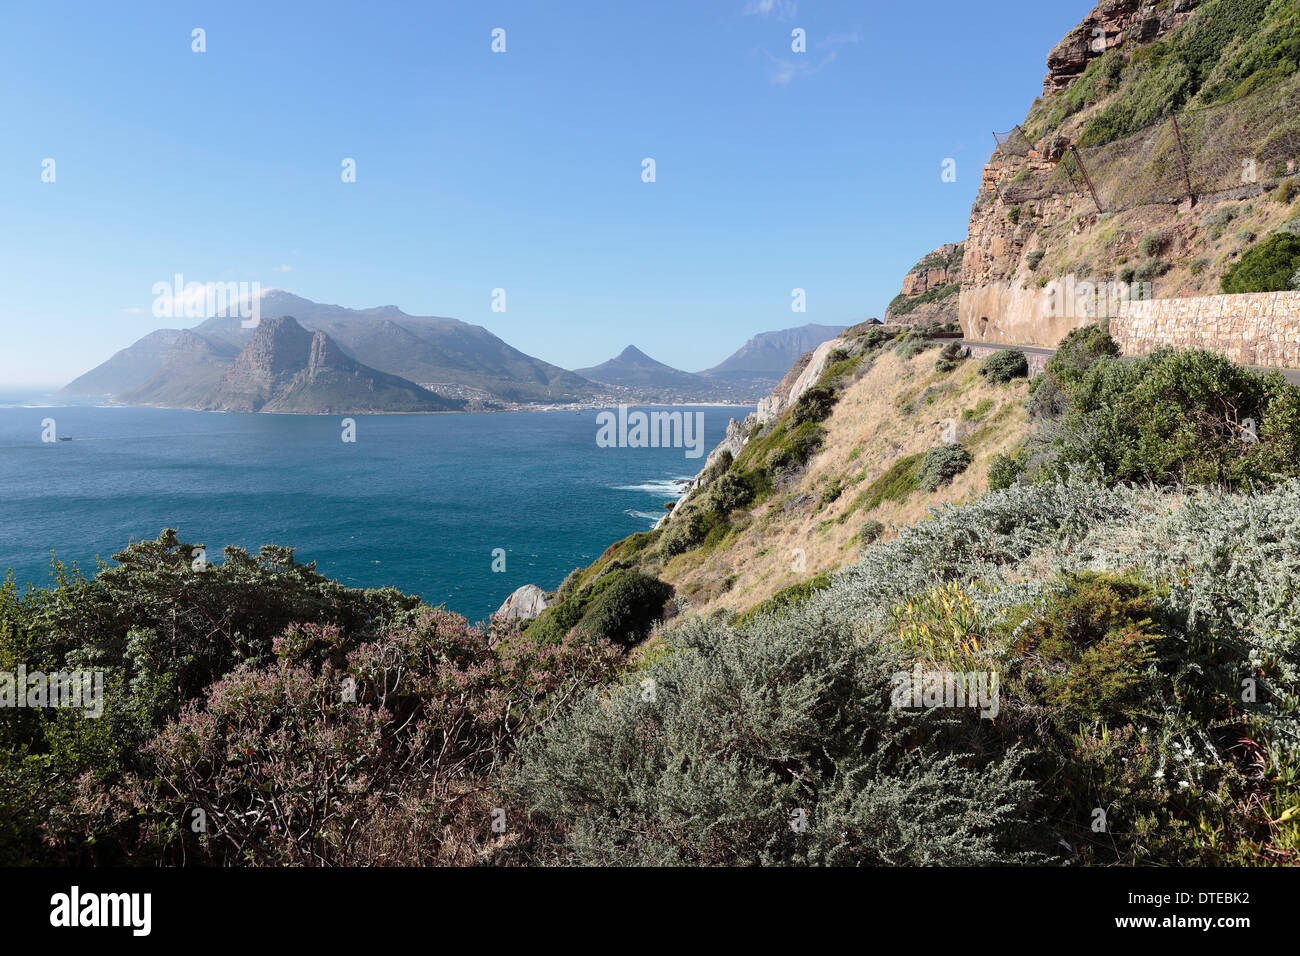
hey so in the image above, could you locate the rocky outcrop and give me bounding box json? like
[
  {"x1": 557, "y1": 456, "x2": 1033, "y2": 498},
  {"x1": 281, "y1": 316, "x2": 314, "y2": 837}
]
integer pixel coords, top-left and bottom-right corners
[
  {"x1": 951, "y1": 0, "x2": 1274, "y2": 348},
  {"x1": 494, "y1": 584, "x2": 551, "y2": 621},
  {"x1": 199, "y1": 315, "x2": 460, "y2": 414},
  {"x1": 884, "y1": 243, "x2": 964, "y2": 326},
  {"x1": 659, "y1": 332, "x2": 850, "y2": 526},
  {"x1": 1044, "y1": 0, "x2": 1202, "y2": 93},
  {"x1": 208, "y1": 315, "x2": 316, "y2": 412}
]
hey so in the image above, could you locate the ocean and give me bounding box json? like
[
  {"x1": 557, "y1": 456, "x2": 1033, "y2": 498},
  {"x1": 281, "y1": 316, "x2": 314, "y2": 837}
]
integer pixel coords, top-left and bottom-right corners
[{"x1": 0, "y1": 397, "x2": 751, "y2": 622}]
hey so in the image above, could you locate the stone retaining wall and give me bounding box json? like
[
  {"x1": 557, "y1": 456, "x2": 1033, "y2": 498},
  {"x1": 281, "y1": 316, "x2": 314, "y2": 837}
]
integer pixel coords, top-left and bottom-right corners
[{"x1": 1111, "y1": 291, "x2": 1300, "y2": 367}]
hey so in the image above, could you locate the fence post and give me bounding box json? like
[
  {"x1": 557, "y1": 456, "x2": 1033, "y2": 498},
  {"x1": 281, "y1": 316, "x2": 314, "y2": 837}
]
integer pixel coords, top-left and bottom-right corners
[
  {"x1": 1170, "y1": 112, "x2": 1195, "y2": 205},
  {"x1": 1069, "y1": 145, "x2": 1104, "y2": 213}
]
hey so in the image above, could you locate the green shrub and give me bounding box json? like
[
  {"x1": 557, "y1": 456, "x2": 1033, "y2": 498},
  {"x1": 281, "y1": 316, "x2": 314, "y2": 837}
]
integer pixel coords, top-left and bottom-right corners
[
  {"x1": 917, "y1": 444, "x2": 973, "y2": 492},
  {"x1": 934, "y1": 341, "x2": 966, "y2": 373},
  {"x1": 987, "y1": 452, "x2": 1026, "y2": 491},
  {"x1": 1221, "y1": 233, "x2": 1300, "y2": 292},
  {"x1": 979, "y1": 349, "x2": 1030, "y2": 383},
  {"x1": 858, "y1": 519, "x2": 886, "y2": 546},
  {"x1": 733, "y1": 571, "x2": 833, "y2": 628},
  {"x1": 1009, "y1": 572, "x2": 1163, "y2": 724},
  {"x1": 515, "y1": 591, "x2": 1041, "y2": 865},
  {"x1": 789, "y1": 386, "x2": 838, "y2": 427},
  {"x1": 1026, "y1": 250, "x2": 1046, "y2": 271},
  {"x1": 1138, "y1": 231, "x2": 1167, "y2": 258},
  {"x1": 701, "y1": 470, "x2": 755, "y2": 514},
  {"x1": 1044, "y1": 324, "x2": 1120, "y2": 391},
  {"x1": 1043, "y1": 346, "x2": 1300, "y2": 487},
  {"x1": 528, "y1": 568, "x2": 672, "y2": 649},
  {"x1": 658, "y1": 509, "x2": 708, "y2": 557},
  {"x1": 893, "y1": 333, "x2": 935, "y2": 361},
  {"x1": 1275, "y1": 178, "x2": 1299, "y2": 204},
  {"x1": 1202, "y1": 205, "x2": 1238, "y2": 229},
  {"x1": 576, "y1": 570, "x2": 673, "y2": 648},
  {"x1": 849, "y1": 453, "x2": 923, "y2": 514},
  {"x1": 1134, "y1": 258, "x2": 1171, "y2": 281},
  {"x1": 700, "y1": 449, "x2": 733, "y2": 486}
]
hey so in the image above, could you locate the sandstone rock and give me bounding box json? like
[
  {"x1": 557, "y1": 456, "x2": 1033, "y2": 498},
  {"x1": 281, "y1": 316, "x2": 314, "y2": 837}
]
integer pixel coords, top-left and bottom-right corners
[
  {"x1": 884, "y1": 243, "x2": 964, "y2": 326},
  {"x1": 494, "y1": 584, "x2": 550, "y2": 621},
  {"x1": 1043, "y1": 0, "x2": 1201, "y2": 94}
]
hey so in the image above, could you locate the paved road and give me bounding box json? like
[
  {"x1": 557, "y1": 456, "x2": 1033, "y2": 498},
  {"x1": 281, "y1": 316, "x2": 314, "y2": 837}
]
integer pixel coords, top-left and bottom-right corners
[{"x1": 957, "y1": 339, "x2": 1300, "y2": 386}]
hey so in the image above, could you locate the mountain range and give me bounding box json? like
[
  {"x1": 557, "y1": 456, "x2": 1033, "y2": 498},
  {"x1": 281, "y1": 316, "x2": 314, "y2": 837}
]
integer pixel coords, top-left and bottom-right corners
[
  {"x1": 62, "y1": 293, "x2": 846, "y2": 410},
  {"x1": 574, "y1": 325, "x2": 848, "y2": 401}
]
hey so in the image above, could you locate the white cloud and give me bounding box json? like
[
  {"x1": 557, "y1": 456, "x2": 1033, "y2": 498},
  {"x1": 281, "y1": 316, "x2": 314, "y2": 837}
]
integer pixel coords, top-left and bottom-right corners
[
  {"x1": 120, "y1": 307, "x2": 144, "y2": 315},
  {"x1": 764, "y1": 49, "x2": 838, "y2": 85},
  {"x1": 745, "y1": 0, "x2": 797, "y2": 19},
  {"x1": 274, "y1": 264, "x2": 293, "y2": 273}
]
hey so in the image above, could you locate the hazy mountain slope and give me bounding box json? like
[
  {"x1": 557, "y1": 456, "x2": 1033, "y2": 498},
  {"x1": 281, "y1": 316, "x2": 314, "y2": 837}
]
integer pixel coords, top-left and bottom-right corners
[
  {"x1": 195, "y1": 291, "x2": 598, "y2": 403},
  {"x1": 60, "y1": 329, "x2": 182, "y2": 396},
  {"x1": 699, "y1": 323, "x2": 846, "y2": 385},
  {"x1": 118, "y1": 331, "x2": 239, "y2": 408},
  {"x1": 199, "y1": 315, "x2": 460, "y2": 414},
  {"x1": 575, "y1": 345, "x2": 708, "y2": 391},
  {"x1": 263, "y1": 329, "x2": 459, "y2": 414}
]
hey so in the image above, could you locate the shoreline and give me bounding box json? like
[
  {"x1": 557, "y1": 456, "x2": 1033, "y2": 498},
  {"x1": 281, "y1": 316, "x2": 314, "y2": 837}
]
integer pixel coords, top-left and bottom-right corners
[{"x1": 17, "y1": 398, "x2": 758, "y2": 416}]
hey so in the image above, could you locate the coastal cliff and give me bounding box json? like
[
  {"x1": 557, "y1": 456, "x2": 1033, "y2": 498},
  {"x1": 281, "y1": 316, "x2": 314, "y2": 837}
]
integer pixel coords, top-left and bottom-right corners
[{"x1": 961, "y1": 0, "x2": 1300, "y2": 346}]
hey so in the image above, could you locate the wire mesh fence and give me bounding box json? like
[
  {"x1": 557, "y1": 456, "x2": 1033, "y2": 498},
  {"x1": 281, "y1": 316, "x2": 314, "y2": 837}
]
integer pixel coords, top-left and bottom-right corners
[{"x1": 992, "y1": 74, "x2": 1300, "y2": 212}]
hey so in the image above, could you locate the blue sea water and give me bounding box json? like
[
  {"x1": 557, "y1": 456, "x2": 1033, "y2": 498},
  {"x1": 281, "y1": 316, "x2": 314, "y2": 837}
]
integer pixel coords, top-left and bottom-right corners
[{"x1": 0, "y1": 396, "x2": 750, "y2": 622}]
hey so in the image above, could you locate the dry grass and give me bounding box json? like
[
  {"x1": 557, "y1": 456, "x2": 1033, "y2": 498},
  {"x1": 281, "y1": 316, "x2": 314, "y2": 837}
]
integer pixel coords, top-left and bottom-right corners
[{"x1": 660, "y1": 348, "x2": 1032, "y2": 617}]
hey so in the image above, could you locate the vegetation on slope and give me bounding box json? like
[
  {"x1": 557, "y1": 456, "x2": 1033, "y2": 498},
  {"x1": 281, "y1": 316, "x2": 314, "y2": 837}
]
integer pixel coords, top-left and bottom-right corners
[
  {"x1": 1029, "y1": 0, "x2": 1300, "y2": 146},
  {"x1": 520, "y1": 477, "x2": 1300, "y2": 865},
  {"x1": 7, "y1": 338, "x2": 1300, "y2": 865},
  {"x1": 1016, "y1": 326, "x2": 1300, "y2": 487},
  {"x1": 992, "y1": 0, "x2": 1300, "y2": 304}
]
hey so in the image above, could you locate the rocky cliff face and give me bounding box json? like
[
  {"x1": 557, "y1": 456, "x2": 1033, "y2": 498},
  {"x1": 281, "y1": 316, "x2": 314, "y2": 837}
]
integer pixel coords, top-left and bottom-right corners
[
  {"x1": 960, "y1": 0, "x2": 1296, "y2": 348},
  {"x1": 119, "y1": 331, "x2": 239, "y2": 407},
  {"x1": 1043, "y1": 0, "x2": 1202, "y2": 93},
  {"x1": 883, "y1": 243, "x2": 964, "y2": 326},
  {"x1": 207, "y1": 316, "x2": 316, "y2": 412},
  {"x1": 199, "y1": 315, "x2": 460, "y2": 414}
]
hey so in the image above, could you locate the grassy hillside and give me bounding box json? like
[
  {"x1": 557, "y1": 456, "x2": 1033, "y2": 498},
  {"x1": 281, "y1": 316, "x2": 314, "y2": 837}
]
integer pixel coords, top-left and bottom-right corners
[{"x1": 541, "y1": 328, "x2": 1030, "y2": 628}]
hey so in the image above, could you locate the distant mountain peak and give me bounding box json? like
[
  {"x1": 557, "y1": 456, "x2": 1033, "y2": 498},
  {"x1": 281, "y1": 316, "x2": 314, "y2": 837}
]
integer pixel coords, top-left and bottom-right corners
[{"x1": 699, "y1": 323, "x2": 847, "y2": 385}]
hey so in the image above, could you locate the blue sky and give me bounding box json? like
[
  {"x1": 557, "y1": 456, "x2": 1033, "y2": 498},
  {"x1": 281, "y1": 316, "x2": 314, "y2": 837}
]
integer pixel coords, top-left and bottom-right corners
[{"x1": 0, "y1": 0, "x2": 1091, "y2": 386}]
